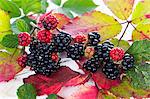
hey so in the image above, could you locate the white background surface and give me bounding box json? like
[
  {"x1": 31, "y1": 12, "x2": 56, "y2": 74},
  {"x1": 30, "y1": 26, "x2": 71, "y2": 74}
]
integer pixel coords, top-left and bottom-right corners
[{"x1": 0, "y1": 0, "x2": 141, "y2": 99}]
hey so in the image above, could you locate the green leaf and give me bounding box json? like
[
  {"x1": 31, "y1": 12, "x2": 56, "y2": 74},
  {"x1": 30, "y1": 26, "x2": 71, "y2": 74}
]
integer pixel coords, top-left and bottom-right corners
[
  {"x1": 63, "y1": 0, "x2": 97, "y2": 14},
  {"x1": 11, "y1": 19, "x2": 31, "y2": 34},
  {"x1": 0, "y1": 0, "x2": 21, "y2": 18},
  {"x1": 1, "y1": 34, "x2": 18, "y2": 48},
  {"x1": 110, "y1": 78, "x2": 150, "y2": 98},
  {"x1": 56, "y1": 8, "x2": 74, "y2": 18},
  {"x1": 52, "y1": 0, "x2": 61, "y2": 6},
  {"x1": 127, "y1": 63, "x2": 150, "y2": 90},
  {"x1": 0, "y1": 9, "x2": 11, "y2": 32},
  {"x1": 41, "y1": 0, "x2": 49, "y2": 13},
  {"x1": 132, "y1": 24, "x2": 150, "y2": 41},
  {"x1": 127, "y1": 40, "x2": 150, "y2": 63},
  {"x1": 17, "y1": 84, "x2": 37, "y2": 99},
  {"x1": 132, "y1": 0, "x2": 150, "y2": 24},
  {"x1": 47, "y1": 94, "x2": 57, "y2": 99},
  {"x1": 111, "y1": 38, "x2": 130, "y2": 51},
  {"x1": 13, "y1": 0, "x2": 47, "y2": 15},
  {"x1": 103, "y1": 0, "x2": 134, "y2": 20}
]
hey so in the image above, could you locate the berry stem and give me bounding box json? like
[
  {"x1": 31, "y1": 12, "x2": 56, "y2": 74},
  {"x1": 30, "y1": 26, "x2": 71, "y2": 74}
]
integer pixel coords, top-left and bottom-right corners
[{"x1": 117, "y1": 22, "x2": 130, "y2": 46}]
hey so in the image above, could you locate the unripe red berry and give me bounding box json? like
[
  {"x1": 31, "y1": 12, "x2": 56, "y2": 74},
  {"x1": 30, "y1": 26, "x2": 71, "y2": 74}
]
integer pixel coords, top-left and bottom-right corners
[
  {"x1": 110, "y1": 47, "x2": 125, "y2": 61},
  {"x1": 17, "y1": 54, "x2": 27, "y2": 68},
  {"x1": 18, "y1": 32, "x2": 31, "y2": 46},
  {"x1": 38, "y1": 13, "x2": 58, "y2": 30},
  {"x1": 37, "y1": 29, "x2": 53, "y2": 43},
  {"x1": 74, "y1": 34, "x2": 87, "y2": 43}
]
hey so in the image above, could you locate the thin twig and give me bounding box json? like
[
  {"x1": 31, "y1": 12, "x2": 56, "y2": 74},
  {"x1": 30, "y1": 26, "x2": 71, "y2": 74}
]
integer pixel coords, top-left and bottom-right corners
[{"x1": 117, "y1": 22, "x2": 130, "y2": 46}]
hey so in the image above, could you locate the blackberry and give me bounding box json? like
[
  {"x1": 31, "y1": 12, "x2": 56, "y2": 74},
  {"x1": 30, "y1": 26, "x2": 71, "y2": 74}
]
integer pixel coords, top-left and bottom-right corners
[
  {"x1": 102, "y1": 60, "x2": 119, "y2": 80},
  {"x1": 94, "y1": 41, "x2": 114, "y2": 62},
  {"x1": 67, "y1": 43, "x2": 84, "y2": 60},
  {"x1": 17, "y1": 54, "x2": 27, "y2": 68},
  {"x1": 83, "y1": 57, "x2": 100, "y2": 73},
  {"x1": 88, "y1": 32, "x2": 101, "y2": 46},
  {"x1": 26, "y1": 38, "x2": 60, "y2": 76},
  {"x1": 122, "y1": 53, "x2": 134, "y2": 70},
  {"x1": 54, "y1": 32, "x2": 72, "y2": 52}
]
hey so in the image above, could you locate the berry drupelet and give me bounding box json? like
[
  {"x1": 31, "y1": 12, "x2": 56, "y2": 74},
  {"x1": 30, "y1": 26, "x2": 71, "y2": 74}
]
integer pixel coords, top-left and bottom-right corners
[
  {"x1": 53, "y1": 32, "x2": 72, "y2": 52},
  {"x1": 88, "y1": 32, "x2": 101, "y2": 46},
  {"x1": 122, "y1": 53, "x2": 134, "y2": 70},
  {"x1": 67, "y1": 43, "x2": 84, "y2": 60},
  {"x1": 17, "y1": 54, "x2": 27, "y2": 68},
  {"x1": 102, "y1": 60, "x2": 120, "y2": 80}
]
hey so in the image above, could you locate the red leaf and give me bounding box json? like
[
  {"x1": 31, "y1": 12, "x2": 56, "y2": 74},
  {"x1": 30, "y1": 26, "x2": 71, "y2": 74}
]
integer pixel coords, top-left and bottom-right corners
[
  {"x1": 24, "y1": 67, "x2": 79, "y2": 95},
  {"x1": 64, "y1": 74, "x2": 90, "y2": 87},
  {"x1": 92, "y1": 69, "x2": 120, "y2": 89}
]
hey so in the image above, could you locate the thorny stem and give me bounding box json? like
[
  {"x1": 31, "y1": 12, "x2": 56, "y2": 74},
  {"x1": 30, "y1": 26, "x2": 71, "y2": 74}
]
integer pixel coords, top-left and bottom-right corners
[{"x1": 117, "y1": 21, "x2": 131, "y2": 46}]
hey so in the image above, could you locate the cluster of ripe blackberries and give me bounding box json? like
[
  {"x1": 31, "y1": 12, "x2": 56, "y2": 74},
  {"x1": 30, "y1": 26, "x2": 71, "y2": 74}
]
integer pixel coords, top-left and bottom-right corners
[{"x1": 83, "y1": 40, "x2": 134, "y2": 80}]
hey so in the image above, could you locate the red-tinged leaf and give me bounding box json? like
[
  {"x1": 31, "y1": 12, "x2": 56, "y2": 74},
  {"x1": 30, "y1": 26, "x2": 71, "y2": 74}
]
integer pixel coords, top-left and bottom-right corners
[
  {"x1": 62, "y1": 11, "x2": 122, "y2": 41},
  {"x1": 24, "y1": 67, "x2": 79, "y2": 95},
  {"x1": 92, "y1": 69, "x2": 120, "y2": 89},
  {"x1": 58, "y1": 83, "x2": 98, "y2": 99},
  {"x1": 103, "y1": 0, "x2": 134, "y2": 20},
  {"x1": 53, "y1": 13, "x2": 70, "y2": 29},
  {"x1": 64, "y1": 74, "x2": 90, "y2": 87},
  {"x1": 0, "y1": 50, "x2": 23, "y2": 82},
  {"x1": 132, "y1": 24, "x2": 150, "y2": 41}
]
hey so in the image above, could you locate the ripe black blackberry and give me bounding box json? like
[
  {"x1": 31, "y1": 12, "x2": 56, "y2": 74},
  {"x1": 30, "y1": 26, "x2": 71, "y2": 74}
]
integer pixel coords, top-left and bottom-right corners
[
  {"x1": 94, "y1": 41, "x2": 114, "y2": 62},
  {"x1": 88, "y1": 32, "x2": 101, "y2": 46},
  {"x1": 26, "y1": 38, "x2": 60, "y2": 76},
  {"x1": 102, "y1": 60, "x2": 119, "y2": 80},
  {"x1": 53, "y1": 32, "x2": 72, "y2": 52},
  {"x1": 67, "y1": 43, "x2": 84, "y2": 60},
  {"x1": 83, "y1": 57, "x2": 100, "y2": 73},
  {"x1": 122, "y1": 53, "x2": 134, "y2": 70}
]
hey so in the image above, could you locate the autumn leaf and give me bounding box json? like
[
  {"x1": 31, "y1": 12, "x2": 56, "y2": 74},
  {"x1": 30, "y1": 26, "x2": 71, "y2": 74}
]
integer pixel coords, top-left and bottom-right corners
[
  {"x1": 24, "y1": 67, "x2": 82, "y2": 95},
  {"x1": 103, "y1": 0, "x2": 134, "y2": 20},
  {"x1": 0, "y1": 9, "x2": 10, "y2": 32},
  {"x1": 53, "y1": 13, "x2": 70, "y2": 29},
  {"x1": 62, "y1": 11, "x2": 122, "y2": 41},
  {"x1": 0, "y1": 50, "x2": 23, "y2": 82},
  {"x1": 110, "y1": 78, "x2": 150, "y2": 98},
  {"x1": 132, "y1": 0, "x2": 150, "y2": 24},
  {"x1": 92, "y1": 69, "x2": 120, "y2": 90},
  {"x1": 132, "y1": 23, "x2": 150, "y2": 40}
]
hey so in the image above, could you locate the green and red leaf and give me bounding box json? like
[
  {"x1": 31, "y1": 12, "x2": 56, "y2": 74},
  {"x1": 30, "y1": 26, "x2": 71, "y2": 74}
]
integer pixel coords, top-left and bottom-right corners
[
  {"x1": 62, "y1": 11, "x2": 122, "y2": 41},
  {"x1": 0, "y1": 50, "x2": 23, "y2": 82}
]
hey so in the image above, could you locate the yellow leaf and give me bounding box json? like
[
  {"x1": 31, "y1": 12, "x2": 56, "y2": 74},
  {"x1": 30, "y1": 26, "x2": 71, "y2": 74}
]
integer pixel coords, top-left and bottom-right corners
[
  {"x1": 0, "y1": 9, "x2": 11, "y2": 32},
  {"x1": 103, "y1": 0, "x2": 134, "y2": 20},
  {"x1": 132, "y1": 24, "x2": 150, "y2": 41}
]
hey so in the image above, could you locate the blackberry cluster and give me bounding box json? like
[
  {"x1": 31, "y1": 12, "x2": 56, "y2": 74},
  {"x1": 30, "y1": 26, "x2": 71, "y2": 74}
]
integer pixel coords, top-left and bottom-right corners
[
  {"x1": 83, "y1": 57, "x2": 100, "y2": 73},
  {"x1": 88, "y1": 32, "x2": 101, "y2": 46},
  {"x1": 54, "y1": 32, "x2": 72, "y2": 52},
  {"x1": 26, "y1": 38, "x2": 60, "y2": 76},
  {"x1": 122, "y1": 53, "x2": 134, "y2": 70},
  {"x1": 102, "y1": 60, "x2": 119, "y2": 80},
  {"x1": 67, "y1": 43, "x2": 84, "y2": 60},
  {"x1": 94, "y1": 41, "x2": 114, "y2": 62}
]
